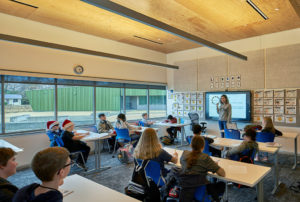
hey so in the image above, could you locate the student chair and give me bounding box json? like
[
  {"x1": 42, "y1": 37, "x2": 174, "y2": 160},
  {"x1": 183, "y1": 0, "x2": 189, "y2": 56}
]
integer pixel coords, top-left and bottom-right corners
[
  {"x1": 194, "y1": 185, "x2": 211, "y2": 202},
  {"x1": 256, "y1": 132, "x2": 275, "y2": 143},
  {"x1": 138, "y1": 121, "x2": 145, "y2": 127},
  {"x1": 113, "y1": 128, "x2": 132, "y2": 154},
  {"x1": 224, "y1": 129, "x2": 241, "y2": 140},
  {"x1": 186, "y1": 137, "x2": 211, "y2": 156},
  {"x1": 46, "y1": 134, "x2": 87, "y2": 171},
  {"x1": 137, "y1": 159, "x2": 166, "y2": 187},
  {"x1": 230, "y1": 148, "x2": 256, "y2": 163},
  {"x1": 89, "y1": 125, "x2": 111, "y2": 153}
]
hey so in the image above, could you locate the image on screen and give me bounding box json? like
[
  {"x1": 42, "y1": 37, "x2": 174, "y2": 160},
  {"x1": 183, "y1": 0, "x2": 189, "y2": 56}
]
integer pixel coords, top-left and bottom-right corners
[{"x1": 205, "y1": 91, "x2": 251, "y2": 121}]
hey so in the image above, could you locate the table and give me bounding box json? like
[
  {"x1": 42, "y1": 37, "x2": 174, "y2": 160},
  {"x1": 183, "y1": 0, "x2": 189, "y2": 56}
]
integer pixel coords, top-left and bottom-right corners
[
  {"x1": 79, "y1": 130, "x2": 111, "y2": 174},
  {"x1": 134, "y1": 127, "x2": 159, "y2": 133},
  {"x1": 164, "y1": 147, "x2": 271, "y2": 202},
  {"x1": 0, "y1": 139, "x2": 23, "y2": 152},
  {"x1": 60, "y1": 174, "x2": 139, "y2": 202},
  {"x1": 155, "y1": 122, "x2": 190, "y2": 147},
  {"x1": 276, "y1": 132, "x2": 299, "y2": 169},
  {"x1": 211, "y1": 137, "x2": 281, "y2": 194}
]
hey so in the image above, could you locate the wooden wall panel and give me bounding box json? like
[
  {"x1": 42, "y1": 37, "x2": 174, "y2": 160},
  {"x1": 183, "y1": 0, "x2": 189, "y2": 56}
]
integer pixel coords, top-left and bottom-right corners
[
  {"x1": 229, "y1": 50, "x2": 265, "y2": 90},
  {"x1": 197, "y1": 56, "x2": 227, "y2": 91},
  {"x1": 174, "y1": 60, "x2": 198, "y2": 91},
  {"x1": 266, "y1": 43, "x2": 300, "y2": 89}
]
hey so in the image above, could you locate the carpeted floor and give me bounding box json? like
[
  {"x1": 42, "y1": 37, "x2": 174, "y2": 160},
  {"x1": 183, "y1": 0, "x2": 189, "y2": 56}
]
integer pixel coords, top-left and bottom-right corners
[{"x1": 9, "y1": 145, "x2": 300, "y2": 202}]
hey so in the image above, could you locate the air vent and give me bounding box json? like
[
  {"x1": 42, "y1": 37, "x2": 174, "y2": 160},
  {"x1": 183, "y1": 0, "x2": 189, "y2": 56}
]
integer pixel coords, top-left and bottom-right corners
[
  {"x1": 9, "y1": 0, "x2": 38, "y2": 8},
  {"x1": 133, "y1": 35, "x2": 163, "y2": 45}
]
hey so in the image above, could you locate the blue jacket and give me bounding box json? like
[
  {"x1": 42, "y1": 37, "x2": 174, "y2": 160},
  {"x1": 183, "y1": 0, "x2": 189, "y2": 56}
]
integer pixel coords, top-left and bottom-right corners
[{"x1": 46, "y1": 129, "x2": 64, "y2": 147}]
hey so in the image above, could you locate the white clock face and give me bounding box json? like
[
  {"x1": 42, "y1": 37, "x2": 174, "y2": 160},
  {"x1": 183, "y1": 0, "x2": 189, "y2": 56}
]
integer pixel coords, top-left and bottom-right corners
[{"x1": 74, "y1": 65, "x2": 84, "y2": 74}]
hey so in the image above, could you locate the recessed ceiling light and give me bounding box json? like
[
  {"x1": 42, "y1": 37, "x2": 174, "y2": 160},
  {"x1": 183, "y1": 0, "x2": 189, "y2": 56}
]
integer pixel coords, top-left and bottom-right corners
[{"x1": 275, "y1": 8, "x2": 279, "y2": 11}]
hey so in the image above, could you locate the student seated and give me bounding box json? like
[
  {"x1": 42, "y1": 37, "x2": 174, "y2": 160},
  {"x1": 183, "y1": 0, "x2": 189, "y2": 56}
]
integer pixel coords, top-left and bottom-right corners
[
  {"x1": 262, "y1": 116, "x2": 282, "y2": 136},
  {"x1": 140, "y1": 113, "x2": 154, "y2": 127},
  {"x1": 164, "y1": 115, "x2": 180, "y2": 140},
  {"x1": 13, "y1": 147, "x2": 72, "y2": 202},
  {"x1": 115, "y1": 113, "x2": 141, "y2": 133},
  {"x1": 0, "y1": 148, "x2": 18, "y2": 202},
  {"x1": 98, "y1": 113, "x2": 116, "y2": 150},
  {"x1": 225, "y1": 128, "x2": 258, "y2": 160},
  {"x1": 134, "y1": 128, "x2": 178, "y2": 177},
  {"x1": 190, "y1": 124, "x2": 221, "y2": 157},
  {"x1": 46, "y1": 121, "x2": 64, "y2": 147},
  {"x1": 61, "y1": 119, "x2": 90, "y2": 169},
  {"x1": 180, "y1": 136, "x2": 225, "y2": 202}
]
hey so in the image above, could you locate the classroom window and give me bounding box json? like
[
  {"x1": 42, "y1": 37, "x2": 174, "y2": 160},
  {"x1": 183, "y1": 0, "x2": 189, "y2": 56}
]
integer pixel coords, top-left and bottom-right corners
[
  {"x1": 149, "y1": 89, "x2": 167, "y2": 119},
  {"x1": 125, "y1": 88, "x2": 147, "y2": 121},
  {"x1": 4, "y1": 83, "x2": 55, "y2": 133},
  {"x1": 96, "y1": 87, "x2": 121, "y2": 123},
  {"x1": 57, "y1": 86, "x2": 94, "y2": 126}
]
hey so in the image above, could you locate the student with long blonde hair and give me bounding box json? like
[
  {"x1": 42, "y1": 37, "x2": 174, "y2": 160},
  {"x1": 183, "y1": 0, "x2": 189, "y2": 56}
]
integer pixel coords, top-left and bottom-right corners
[
  {"x1": 262, "y1": 116, "x2": 282, "y2": 136},
  {"x1": 134, "y1": 128, "x2": 178, "y2": 177}
]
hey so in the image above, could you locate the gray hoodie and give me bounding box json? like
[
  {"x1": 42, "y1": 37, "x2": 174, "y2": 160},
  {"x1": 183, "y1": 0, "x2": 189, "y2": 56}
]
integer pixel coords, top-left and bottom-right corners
[{"x1": 217, "y1": 103, "x2": 232, "y2": 122}]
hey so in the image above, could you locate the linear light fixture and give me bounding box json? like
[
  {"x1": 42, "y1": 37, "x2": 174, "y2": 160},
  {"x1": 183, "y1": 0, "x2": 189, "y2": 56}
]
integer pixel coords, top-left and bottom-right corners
[
  {"x1": 246, "y1": 0, "x2": 269, "y2": 20},
  {"x1": 0, "y1": 33, "x2": 178, "y2": 69},
  {"x1": 133, "y1": 35, "x2": 163, "y2": 45},
  {"x1": 81, "y1": 0, "x2": 247, "y2": 61}
]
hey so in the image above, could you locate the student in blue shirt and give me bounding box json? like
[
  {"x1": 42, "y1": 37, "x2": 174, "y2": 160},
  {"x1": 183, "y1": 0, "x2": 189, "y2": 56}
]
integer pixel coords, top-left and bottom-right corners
[
  {"x1": 140, "y1": 113, "x2": 154, "y2": 127},
  {"x1": 46, "y1": 121, "x2": 64, "y2": 147}
]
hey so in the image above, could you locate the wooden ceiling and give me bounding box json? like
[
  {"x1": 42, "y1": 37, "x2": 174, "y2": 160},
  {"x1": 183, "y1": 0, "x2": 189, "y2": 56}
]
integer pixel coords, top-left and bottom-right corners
[{"x1": 1, "y1": 0, "x2": 300, "y2": 53}]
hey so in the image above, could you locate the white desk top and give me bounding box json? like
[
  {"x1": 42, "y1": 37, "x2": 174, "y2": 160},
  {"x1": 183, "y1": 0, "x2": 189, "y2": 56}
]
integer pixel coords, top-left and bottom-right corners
[
  {"x1": 155, "y1": 122, "x2": 190, "y2": 127},
  {"x1": 277, "y1": 132, "x2": 299, "y2": 139},
  {"x1": 164, "y1": 147, "x2": 271, "y2": 187},
  {"x1": 134, "y1": 127, "x2": 159, "y2": 133},
  {"x1": 78, "y1": 130, "x2": 110, "y2": 142},
  {"x1": 60, "y1": 174, "x2": 139, "y2": 202},
  {"x1": 0, "y1": 139, "x2": 23, "y2": 152},
  {"x1": 212, "y1": 137, "x2": 280, "y2": 154}
]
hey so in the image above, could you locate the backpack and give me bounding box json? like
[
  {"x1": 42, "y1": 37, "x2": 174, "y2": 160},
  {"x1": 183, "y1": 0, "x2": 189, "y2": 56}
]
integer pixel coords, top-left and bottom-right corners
[
  {"x1": 160, "y1": 136, "x2": 174, "y2": 145},
  {"x1": 117, "y1": 144, "x2": 134, "y2": 164},
  {"x1": 125, "y1": 159, "x2": 161, "y2": 202}
]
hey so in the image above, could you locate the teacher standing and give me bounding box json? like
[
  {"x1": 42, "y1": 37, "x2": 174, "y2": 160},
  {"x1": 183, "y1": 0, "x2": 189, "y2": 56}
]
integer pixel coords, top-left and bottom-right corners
[{"x1": 216, "y1": 95, "x2": 232, "y2": 138}]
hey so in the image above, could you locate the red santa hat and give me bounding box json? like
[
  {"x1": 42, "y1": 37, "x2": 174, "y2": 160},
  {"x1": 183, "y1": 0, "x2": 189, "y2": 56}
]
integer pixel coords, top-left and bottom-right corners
[
  {"x1": 46, "y1": 121, "x2": 59, "y2": 130},
  {"x1": 62, "y1": 119, "x2": 74, "y2": 130}
]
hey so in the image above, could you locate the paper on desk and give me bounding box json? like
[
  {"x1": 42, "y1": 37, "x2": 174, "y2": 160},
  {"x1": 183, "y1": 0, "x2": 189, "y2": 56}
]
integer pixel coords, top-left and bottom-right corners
[{"x1": 228, "y1": 165, "x2": 247, "y2": 174}]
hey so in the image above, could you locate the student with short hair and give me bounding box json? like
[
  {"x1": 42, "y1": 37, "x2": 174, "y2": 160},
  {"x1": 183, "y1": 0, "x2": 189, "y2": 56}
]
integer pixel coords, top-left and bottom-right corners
[
  {"x1": 140, "y1": 113, "x2": 154, "y2": 127},
  {"x1": 61, "y1": 120, "x2": 90, "y2": 169},
  {"x1": 115, "y1": 113, "x2": 141, "y2": 132},
  {"x1": 98, "y1": 113, "x2": 116, "y2": 151},
  {"x1": 0, "y1": 148, "x2": 18, "y2": 202},
  {"x1": 13, "y1": 147, "x2": 72, "y2": 202},
  {"x1": 134, "y1": 128, "x2": 178, "y2": 177},
  {"x1": 46, "y1": 121, "x2": 64, "y2": 147},
  {"x1": 180, "y1": 136, "x2": 225, "y2": 202},
  {"x1": 225, "y1": 128, "x2": 259, "y2": 160}
]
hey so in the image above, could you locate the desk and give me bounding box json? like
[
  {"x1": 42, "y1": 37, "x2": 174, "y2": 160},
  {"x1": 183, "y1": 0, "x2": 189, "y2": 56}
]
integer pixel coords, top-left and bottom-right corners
[
  {"x1": 164, "y1": 147, "x2": 271, "y2": 202},
  {"x1": 211, "y1": 137, "x2": 280, "y2": 194},
  {"x1": 134, "y1": 127, "x2": 159, "y2": 133},
  {"x1": 276, "y1": 132, "x2": 299, "y2": 169},
  {"x1": 0, "y1": 139, "x2": 23, "y2": 152},
  {"x1": 155, "y1": 122, "x2": 190, "y2": 147},
  {"x1": 80, "y1": 130, "x2": 111, "y2": 174},
  {"x1": 61, "y1": 174, "x2": 139, "y2": 202}
]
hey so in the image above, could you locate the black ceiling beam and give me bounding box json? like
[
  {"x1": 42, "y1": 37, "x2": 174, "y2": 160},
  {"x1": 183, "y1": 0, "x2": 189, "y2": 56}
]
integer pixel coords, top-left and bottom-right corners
[
  {"x1": 0, "y1": 33, "x2": 178, "y2": 69},
  {"x1": 82, "y1": 0, "x2": 247, "y2": 61}
]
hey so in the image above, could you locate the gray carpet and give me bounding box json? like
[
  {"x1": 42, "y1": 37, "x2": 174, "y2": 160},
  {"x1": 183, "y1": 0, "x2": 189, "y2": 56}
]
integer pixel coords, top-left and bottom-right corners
[{"x1": 9, "y1": 146, "x2": 300, "y2": 202}]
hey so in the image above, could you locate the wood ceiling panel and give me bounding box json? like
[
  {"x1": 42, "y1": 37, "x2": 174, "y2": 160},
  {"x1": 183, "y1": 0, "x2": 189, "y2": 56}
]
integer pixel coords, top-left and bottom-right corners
[{"x1": 0, "y1": 0, "x2": 299, "y2": 53}]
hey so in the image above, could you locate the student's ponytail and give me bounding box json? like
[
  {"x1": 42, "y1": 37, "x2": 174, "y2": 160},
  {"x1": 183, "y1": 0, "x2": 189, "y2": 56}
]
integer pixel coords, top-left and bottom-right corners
[{"x1": 186, "y1": 136, "x2": 205, "y2": 169}]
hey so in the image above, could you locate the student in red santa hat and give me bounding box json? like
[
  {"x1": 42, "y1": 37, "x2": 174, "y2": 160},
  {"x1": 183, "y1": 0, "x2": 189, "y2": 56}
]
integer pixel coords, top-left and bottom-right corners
[{"x1": 46, "y1": 121, "x2": 64, "y2": 147}]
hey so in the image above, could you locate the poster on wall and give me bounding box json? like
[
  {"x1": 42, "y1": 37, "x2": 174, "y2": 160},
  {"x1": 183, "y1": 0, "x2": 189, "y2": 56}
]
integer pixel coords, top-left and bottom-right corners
[
  {"x1": 178, "y1": 104, "x2": 183, "y2": 111},
  {"x1": 254, "y1": 90, "x2": 264, "y2": 98},
  {"x1": 263, "y1": 98, "x2": 273, "y2": 106},
  {"x1": 197, "y1": 106, "x2": 204, "y2": 112},
  {"x1": 215, "y1": 82, "x2": 219, "y2": 88},
  {"x1": 274, "y1": 106, "x2": 284, "y2": 114},
  {"x1": 286, "y1": 89, "x2": 297, "y2": 97},
  {"x1": 191, "y1": 93, "x2": 197, "y2": 99},
  {"x1": 197, "y1": 99, "x2": 203, "y2": 106},
  {"x1": 263, "y1": 106, "x2": 273, "y2": 114},
  {"x1": 184, "y1": 99, "x2": 190, "y2": 105},
  {"x1": 264, "y1": 90, "x2": 273, "y2": 98},
  {"x1": 274, "y1": 89, "x2": 284, "y2": 98},
  {"x1": 172, "y1": 103, "x2": 178, "y2": 110},
  {"x1": 226, "y1": 81, "x2": 230, "y2": 88},
  {"x1": 183, "y1": 111, "x2": 189, "y2": 117},
  {"x1": 190, "y1": 99, "x2": 197, "y2": 105},
  {"x1": 197, "y1": 92, "x2": 203, "y2": 99},
  {"x1": 253, "y1": 115, "x2": 263, "y2": 123},
  {"x1": 184, "y1": 93, "x2": 190, "y2": 100},
  {"x1": 285, "y1": 106, "x2": 297, "y2": 115},
  {"x1": 172, "y1": 111, "x2": 178, "y2": 116},
  {"x1": 210, "y1": 83, "x2": 214, "y2": 89},
  {"x1": 254, "y1": 98, "x2": 263, "y2": 106},
  {"x1": 177, "y1": 110, "x2": 184, "y2": 117},
  {"x1": 274, "y1": 98, "x2": 284, "y2": 106},
  {"x1": 220, "y1": 82, "x2": 225, "y2": 88},
  {"x1": 184, "y1": 105, "x2": 191, "y2": 111},
  {"x1": 274, "y1": 114, "x2": 285, "y2": 123},
  {"x1": 236, "y1": 81, "x2": 241, "y2": 88},
  {"x1": 168, "y1": 93, "x2": 174, "y2": 99},
  {"x1": 286, "y1": 115, "x2": 296, "y2": 124},
  {"x1": 285, "y1": 98, "x2": 297, "y2": 106},
  {"x1": 190, "y1": 106, "x2": 197, "y2": 112},
  {"x1": 254, "y1": 106, "x2": 263, "y2": 114}
]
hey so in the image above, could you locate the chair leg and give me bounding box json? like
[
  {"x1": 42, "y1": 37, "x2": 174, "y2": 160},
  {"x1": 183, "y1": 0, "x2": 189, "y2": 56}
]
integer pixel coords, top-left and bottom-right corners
[
  {"x1": 112, "y1": 139, "x2": 118, "y2": 158},
  {"x1": 79, "y1": 152, "x2": 87, "y2": 171},
  {"x1": 106, "y1": 139, "x2": 111, "y2": 153}
]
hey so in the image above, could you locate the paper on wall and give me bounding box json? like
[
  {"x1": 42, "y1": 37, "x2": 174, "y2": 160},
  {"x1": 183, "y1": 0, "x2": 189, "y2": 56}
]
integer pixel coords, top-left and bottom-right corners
[
  {"x1": 286, "y1": 89, "x2": 297, "y2": 97},
  {"x1": 178, "y1": 104, "x2": 183, "y2": 110},
  {"x1": 263, "y1": 98, "x2": 273, "y2": 106},
  {"x1": 253, "y1": 115, "x2": 263, "y2": 123},
  {"x1": 286, "y1": 115, "x2": 296, "y2": 124},
  {"x1": 190, "y1": 93, "x2": 197, "y2": 99},
  {"x1": 177, "y1": 110, "x2": 184, "y2": 117},
  {"x1": 254, "y1": 106, "x2": 263, "y2": 114},
  {"x1": 197, "y1": 92, "x2": 203, "y2": 100},
  {"x1": 264, "y1": 90, "x2": 274, "y2": 98},
  {"x1": 184, "y1": 99, "x2": 190, "y2": 105},
  {"x1": 168, "y1": 93, "x2": 174, "y2": 99},
  {"x1": 210, "y1": 83, "x2": 214, "y2": 89},
  {"x1": 172, "y1": 111, "x2": 178, "y2": 116},
  {"x1": 254, "y1": 90, "x2": 264, "y2": 98},
  {"x1": 172, "y1": 103, "x2": 178, "y2": 110},
  {"x1": 190, "y1": 99, "x2": 197, "y2": 105},
  {"x1": 184, "y1": 105, "x2": 190, "y2": 111},
  {"x1": 215, "y1": 82, "x2": 219, "y2": 88},
  {"x1": 274, "y1": 98, "x2": 284, "y2": 106},
  {"x1": 274, "y1": 89, "x2": 284, "y2": 98},
  {"x1": 197, "y1": 106, "x2": 204, "y2": 112},
  {"x1": 263, "y1": 106, "x2": 273, "y2": 114},
  {"x1": 190, "y1": 106, "x2": 197, "y2": 112},
  {"x1": 254, "y1": 98, "x2": 263, "y2": 105},
  {"x1": 274, "y1": 114, "x2": 285, "y2": 123},
  {"x1": 274, "y1": 106, "x2": 284, "y2": 114},
  {"x1": 197, "y1": 99, "x2": 203, "y2": 106},
  {"x1": 183, "y1": 111, "x2": 189, "y2": 117},
  {"x1": 285, "y1": 98, "x2": 297, "y2": 106},
  {"x1": 236, "y1": 81, "x2": 241, "y2": 88},
  {"x1": 184, "y1": 93, "x2": 190, "y2": 99},
  {"x1": 225, "y1": 81, "x2": 230, "y2": 88},
  {"x1": 285, "y1": 106, "x2": 297, "y2": 115}
]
